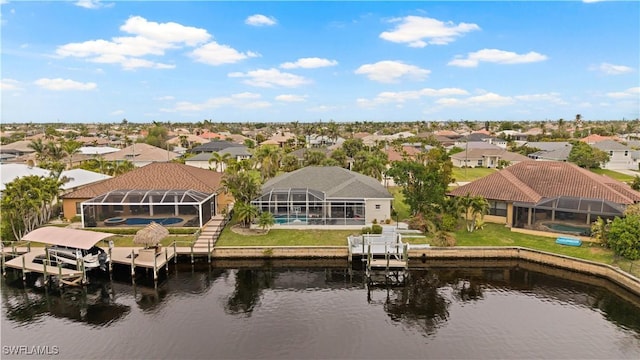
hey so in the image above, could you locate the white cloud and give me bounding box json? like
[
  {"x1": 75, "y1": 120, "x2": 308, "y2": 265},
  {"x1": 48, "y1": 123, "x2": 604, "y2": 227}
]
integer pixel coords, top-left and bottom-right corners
[
  {"x1": 436, "y1": 92, "x2": 514, "y2": 107},
  {"x1": 514, "y1": 92, "x2": 567, "y2": 105},
  {"x1": 74, "y1": 0, "x2": 113, "y2": 9},
  {"x1": 307, "y1": 105, "x2": 338, "y2": 112},
  {"x1": 355, "y1": 61, "x2": 430, "y2": 83},
  {"x1": 357, "y1": 87, "x2": 468, "y2": 108},
  {"x1": 191, "y1": 41, "x2": 259, "y2": 66},
  {"x1": 1, "y1": 78, "x2": 23, "y2": 91},
  {"x1": 160, "y1": 92, "x2": 267, "y2": 112},
  {"x1": 228, "y1": 68, "x2": 310, "y2": 87},
  {"x1": 275, "y1": 94, "x2": 308, "y2": 102},
  {"x1": 448, "y1": 49, "x2": 548, "y2": 67},
  {"x1": 155, "y1": 95, "x2": 175, "y2": 101},
  {"x1": 380, "y1": 16, "x2": 480, "y2": 48},
  {"x1": 590, "y1": 62, "x2": 634, "y2": 75},
  {"x1": 245, "y1": 14, "x2": 277, "y2": 27},
  {"x1": 280, "y1": 57, "x2": 338, "y2": 69},
  {"x1": 56, "y1": 16, "x2": 211, "y2": 69},
  {"x1": 110, "y1": 110, "x2": 124, "y2": 115},
  {"x1": 34, "y1": 78, "x2": 97, "y2": 91},
  {"x1": 606, "y1": 87, "x2": 640, "y2": 99},
  {"x1": 120, "y1": 16, "x2": 210, "y2": 46}
]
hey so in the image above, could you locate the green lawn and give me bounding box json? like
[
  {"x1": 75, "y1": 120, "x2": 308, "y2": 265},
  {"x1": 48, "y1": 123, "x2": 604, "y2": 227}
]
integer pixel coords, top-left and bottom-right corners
[
  {"x1": 590, "y1": 168, "x2": 637, "y2": 183},
  {"x1": 216, "y1": 217, "x2": 355, "y2": 246},
  {"x1": 451, "y1": 167, "x2": 497, "y2": 182},
  {"x1": 388, "y1": 187, "x2": 411, "y2": 221}
]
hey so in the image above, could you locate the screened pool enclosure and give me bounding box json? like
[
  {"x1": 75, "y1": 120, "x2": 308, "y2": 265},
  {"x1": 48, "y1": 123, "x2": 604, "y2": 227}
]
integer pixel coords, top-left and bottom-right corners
[
  {"x1": 512, "y1": 196, "x2": 625, "y2": 235},
  {"x1": 251, "y1": 188, "x2": 366, "y2": 226},
  {"x1": 81, "y1": 189, "x2": 216, "y2": 228}
]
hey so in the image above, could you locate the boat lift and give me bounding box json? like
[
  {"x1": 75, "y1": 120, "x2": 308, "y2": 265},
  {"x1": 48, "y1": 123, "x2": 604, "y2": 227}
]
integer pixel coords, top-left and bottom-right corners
[{"x1": 347, "y1": 228, "x2": 409, "y2": 285}]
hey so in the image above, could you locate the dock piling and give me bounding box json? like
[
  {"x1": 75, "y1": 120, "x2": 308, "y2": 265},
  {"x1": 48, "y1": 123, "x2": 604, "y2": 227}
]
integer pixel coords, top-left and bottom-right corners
[{"x1": 130, "y1": 249, "x2": 135, "y2": 283}]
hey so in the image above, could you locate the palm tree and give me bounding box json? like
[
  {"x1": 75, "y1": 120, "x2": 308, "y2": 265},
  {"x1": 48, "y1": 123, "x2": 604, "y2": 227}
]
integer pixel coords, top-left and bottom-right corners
[
  {"x1": 46, "y1": 142, "x2": 65, "y2": 161},
  {"x1": 458, "y1": 194, "x2": 489, "y2": 232},
  {"x1": 304, "y1": 150, "x2": 326, "y2": 166},
  {"x1": 257, "y1": 211, "x2": 275, "y2": 232},
  {"x1": 62, "y1": 140, "x2": 83, "y2": 169},
  {"x1": 253, "y1": 146, "x2": 281, "y2": 181},
  {"x1": 235, "y1": 202, "x2": 260, "y2": 228},
  {"x1": 208, "y1": 152, "x2": 232, "y2": 172},
  {"x1": 28, "y1": 138, "x2": 47, "y2": 162}
]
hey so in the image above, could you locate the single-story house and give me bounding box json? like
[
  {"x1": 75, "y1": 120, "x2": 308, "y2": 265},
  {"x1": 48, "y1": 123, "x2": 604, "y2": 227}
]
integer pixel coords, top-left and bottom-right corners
[
  {"x1": 102, "y1": 143, "x2": 180, "y2": 167},
  {"x1": 1, "y1": 164, "x2": 110, "y2": 194},
  {"x1": 450, "y1": 148, "x2": 531, "y2": 168},
  {"x1": 62, "y1": 162, "x2": 229, "y2": 228},
  {"x1": 190, "y1": 140, "x2": 243, "y2": 154},
  {"x1": 185, "y1": 146, "x2": 252, "y2": 171},
  {"x1": 448, "y1": 161, "x2": 640, "y2": 233},
  {"x1": 251, "y1": 166, "x2": 393, "y2": 226}
]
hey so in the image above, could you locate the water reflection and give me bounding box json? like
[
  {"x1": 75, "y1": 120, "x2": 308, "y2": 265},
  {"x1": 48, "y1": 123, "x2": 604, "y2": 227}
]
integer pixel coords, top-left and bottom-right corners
[
  {"x1": 1, "y1": 260, "x2": 639, "y2": 359},
  {"x1": 1, "y1": 275, "x2": 129, "y2": 326}
]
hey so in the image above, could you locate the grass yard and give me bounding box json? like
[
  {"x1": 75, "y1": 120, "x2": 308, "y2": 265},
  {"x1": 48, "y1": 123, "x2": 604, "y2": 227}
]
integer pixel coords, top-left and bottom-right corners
[
  {"x1": 451, "y1": 167, "x2": 496, "y2": 182},
  {"x1": 97, "y1": 235, "x2": 195, "y2": 247},
  {"x1": 388, "y1": 187, "x2": 411, "y2": 221},
  {"x1": 590, "y1": 168, "x2": 637, "y2": 183},
  {"x1": 216, "y1": 217, "x2": 355, "y2": 246}
]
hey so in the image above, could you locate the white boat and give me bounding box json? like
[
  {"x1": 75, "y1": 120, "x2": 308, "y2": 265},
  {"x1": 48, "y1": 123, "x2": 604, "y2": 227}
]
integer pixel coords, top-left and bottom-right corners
[
  {"x1": 34, "y1": 245, "x2": 110, "y2": 271},
  {"x1": 22, "y1": 227, "x2": 115, "y2": 272}
]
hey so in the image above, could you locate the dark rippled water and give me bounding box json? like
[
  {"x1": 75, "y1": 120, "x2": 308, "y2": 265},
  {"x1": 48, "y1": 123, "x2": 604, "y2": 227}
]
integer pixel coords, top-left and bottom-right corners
[{"x1": 2, "y1": 259, "x2": 640, "y2": 359}]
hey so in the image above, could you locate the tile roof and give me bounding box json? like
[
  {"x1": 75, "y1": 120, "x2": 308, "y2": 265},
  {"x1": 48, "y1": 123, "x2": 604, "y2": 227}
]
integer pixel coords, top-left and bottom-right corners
[
  {"x1": 580, "y1": 134, "x2": 617, "y2": 144},
  {"x1": 63, "y1": 162, "x2": 222, "y2": 199},
  {"x1": 449, "y1": 161, "x2": 640, "y2": 204},
  {"x1": 103, "y1": 143, "x2": 179, "y2": 162}
]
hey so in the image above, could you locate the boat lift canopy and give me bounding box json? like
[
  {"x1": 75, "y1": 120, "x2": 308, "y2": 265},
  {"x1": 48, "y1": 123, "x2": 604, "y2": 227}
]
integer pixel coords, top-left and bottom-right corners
[{"x1": 21, "y1": 227, "x2": 115, "y2": 250}]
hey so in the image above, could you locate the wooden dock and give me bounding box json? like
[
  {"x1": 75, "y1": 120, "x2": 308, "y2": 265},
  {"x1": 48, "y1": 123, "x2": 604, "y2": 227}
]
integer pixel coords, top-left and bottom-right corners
[
  {"x1": 3, "y1": 249, "x2": 87, "y2": 285},
  {"x1": 108, "y1": 246, "x2": 178, "y2": 281}
]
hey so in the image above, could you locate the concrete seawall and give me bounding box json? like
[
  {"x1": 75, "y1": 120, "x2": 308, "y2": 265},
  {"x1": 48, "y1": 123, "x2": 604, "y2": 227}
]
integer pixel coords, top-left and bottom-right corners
[{"x1": 212, "y1": 245, "x2": 640, "y2": 297}]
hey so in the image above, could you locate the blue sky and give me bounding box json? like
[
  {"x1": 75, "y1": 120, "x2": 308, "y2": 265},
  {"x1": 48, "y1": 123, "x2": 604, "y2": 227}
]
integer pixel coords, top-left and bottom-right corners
[{"x1": 1, "y1": 0, "x2": 638, "y2": 123}]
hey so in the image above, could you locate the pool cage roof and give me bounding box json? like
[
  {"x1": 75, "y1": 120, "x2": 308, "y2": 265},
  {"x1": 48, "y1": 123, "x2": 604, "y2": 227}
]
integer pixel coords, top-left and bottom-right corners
[
  {"x1": 83, "y1": 189, "x2": 213, "y2": 205},
  {"x1": 254, "y1": 188, "x2": 326, "y2": 202},
  {"x1": 514, "y1": 196, "x2": 626, "y2": 216}
]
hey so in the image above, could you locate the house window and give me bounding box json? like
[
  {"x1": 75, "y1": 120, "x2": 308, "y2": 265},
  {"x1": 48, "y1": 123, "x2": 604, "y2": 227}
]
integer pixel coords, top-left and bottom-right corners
[
  {"x1": 375, "y1": 204, "x2": 381, "y2": 210},
  {"x1": 477, "y1": 160, "x2": 483, "y2": 166},
  {"x1": 609, "y1": 151, "x2": 613, "y2": 156},
  {"x1": 75, "y1": 202, "x2": 82, "y2": 215},
  {"x1": 624, "y1": 151, "x2": 629, "y2": 157},
  {"x1": 488, "y1": 201, "x2": 507, "y2": 217}
]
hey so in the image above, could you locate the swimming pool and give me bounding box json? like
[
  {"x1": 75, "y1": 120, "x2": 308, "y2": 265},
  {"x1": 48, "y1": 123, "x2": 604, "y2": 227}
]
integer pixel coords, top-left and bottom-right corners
[
  {"x1": 543, "y1": 222, "x2": 591, "y2": 236},
  {"x1": 123, "y1": 217, "x2": 183, "y2": 226},
  {"x1": 274, "y1": 217, "x2": 308, "y2": 225}
]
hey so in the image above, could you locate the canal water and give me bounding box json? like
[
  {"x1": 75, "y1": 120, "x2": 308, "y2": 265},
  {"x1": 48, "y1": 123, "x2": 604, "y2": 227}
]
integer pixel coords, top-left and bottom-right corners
[{"x1": 2, "y1": 259, "x2": 640, "y2": 359}]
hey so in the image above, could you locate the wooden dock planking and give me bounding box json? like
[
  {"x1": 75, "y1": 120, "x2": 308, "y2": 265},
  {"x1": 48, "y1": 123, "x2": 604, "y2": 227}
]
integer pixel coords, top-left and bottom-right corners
[
  {"x1": 368, "y1": 258, "x2": 408, "y2": 269},
  {"x1": 108, "y1": 247, "x2": 177, "y2": 269}
]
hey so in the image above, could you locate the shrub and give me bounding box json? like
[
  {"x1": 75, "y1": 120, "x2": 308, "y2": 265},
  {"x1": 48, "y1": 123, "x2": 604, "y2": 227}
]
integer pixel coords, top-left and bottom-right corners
[
  {"x1": 440, "y1": 214, "x2": 459, "y2": 232},
  {"x1": 607, "y1": 215, "x2": 640, "y2": 260},
  {"x1": 371, "y1": 224, "x2": 383, "y2": 234},
  {"x1": 361, "y1": 226, "x2": 373, "y2": 234}
]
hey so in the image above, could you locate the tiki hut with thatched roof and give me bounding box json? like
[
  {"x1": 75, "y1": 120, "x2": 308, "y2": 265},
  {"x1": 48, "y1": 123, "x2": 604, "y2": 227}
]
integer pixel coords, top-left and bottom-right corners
[{"x1": 134, "y1": 222, "x2": 169, "y2": 249}]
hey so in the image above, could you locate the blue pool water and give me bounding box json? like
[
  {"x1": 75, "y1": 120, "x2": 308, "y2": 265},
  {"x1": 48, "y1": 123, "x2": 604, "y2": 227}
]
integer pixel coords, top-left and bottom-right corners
[
  {"x1": 125, "y1": 217, "x2": 183, "y2": 225},
  {"x1": 274, "y1": 217, "x2": 307, "y2": 224},
  {"x1": 543, "y1": 222, "x2": 591, "y2": 235}
]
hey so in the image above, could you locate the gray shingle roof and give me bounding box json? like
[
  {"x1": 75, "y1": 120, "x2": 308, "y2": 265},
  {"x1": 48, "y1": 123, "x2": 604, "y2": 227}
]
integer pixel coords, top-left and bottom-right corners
[
  {"x1": 592, "y1": 140, "x2": 631, "y2": 151},
  {"x1": 262, "y1": 166, "x2": 392, "y2": 199}
]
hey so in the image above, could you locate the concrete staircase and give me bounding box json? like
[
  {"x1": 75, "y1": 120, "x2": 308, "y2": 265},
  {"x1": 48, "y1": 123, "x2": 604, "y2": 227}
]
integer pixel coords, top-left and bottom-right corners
[{"x1": 191, "y1": 215, "x2": 227, "y2": 254}]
